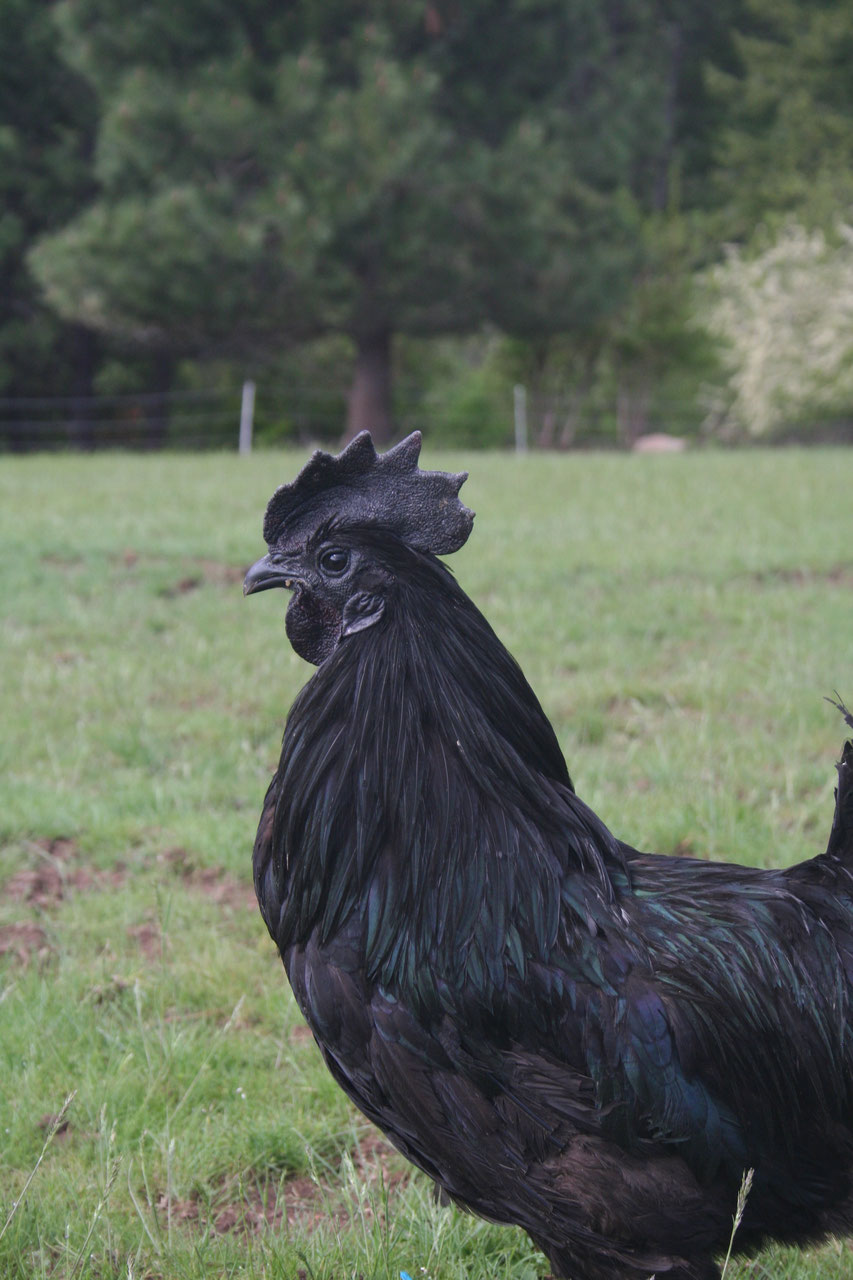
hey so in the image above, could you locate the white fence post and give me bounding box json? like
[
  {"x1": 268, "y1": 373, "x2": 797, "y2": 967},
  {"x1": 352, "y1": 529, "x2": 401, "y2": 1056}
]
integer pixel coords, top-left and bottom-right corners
[
  {"x1": 239, "y1": 380, "x2": 255, "y2": 455},
  {"x1": 513, "y1": 383, "x2": 528, "y2": 454}
]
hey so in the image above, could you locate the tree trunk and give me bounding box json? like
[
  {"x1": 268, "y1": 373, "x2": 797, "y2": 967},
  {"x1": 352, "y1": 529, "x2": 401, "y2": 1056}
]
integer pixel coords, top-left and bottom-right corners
[
  {"x1": 654, "y1": 22, "x2": 682, "y2": 212},
  {"x1": 66, "y1": 325, "x2": 98, "y2": 451},
  {"x1": 345, "y1": 330, "x2": 393, "y2": 445}
]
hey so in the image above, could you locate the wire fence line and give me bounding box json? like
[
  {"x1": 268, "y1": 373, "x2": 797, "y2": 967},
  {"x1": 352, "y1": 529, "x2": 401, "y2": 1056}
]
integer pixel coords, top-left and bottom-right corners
[
  {"x1": 0, "y1": 381, "x2": 705, "y2": 452},
  {"x1": 0, "y1": 387, "x2": 243, "y2": 451},
  {"x1": 0, "y1": 387, "x2": 223, "y2": 409},
  {"x1": 0, "y1": 382, "x2": 342, "y2": 451}
]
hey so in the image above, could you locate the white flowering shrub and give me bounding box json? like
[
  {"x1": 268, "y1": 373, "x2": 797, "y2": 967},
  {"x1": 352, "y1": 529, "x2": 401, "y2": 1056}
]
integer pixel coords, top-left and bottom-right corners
[{"x1": 704, "y1": 222, "x2": 853, "y2": 436}]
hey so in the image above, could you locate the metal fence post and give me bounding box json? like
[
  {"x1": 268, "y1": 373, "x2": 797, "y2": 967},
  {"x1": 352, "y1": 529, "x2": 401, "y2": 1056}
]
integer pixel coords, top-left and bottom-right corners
[
  {"x1": 513, "y1": 384, "x2": 528, "y2": 454},
  {"x1": 239, "y1": 380, "x2": 256, "y2": 454}
]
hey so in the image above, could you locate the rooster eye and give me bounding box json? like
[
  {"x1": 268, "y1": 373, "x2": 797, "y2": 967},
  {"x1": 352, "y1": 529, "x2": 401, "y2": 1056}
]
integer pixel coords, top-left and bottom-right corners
[{"x1": 318, "y1": 548, "x2": 350, "y2": 576}]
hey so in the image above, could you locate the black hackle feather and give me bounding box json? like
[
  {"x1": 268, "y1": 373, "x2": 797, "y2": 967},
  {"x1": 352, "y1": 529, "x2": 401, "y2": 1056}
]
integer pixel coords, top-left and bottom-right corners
[{"x1": 248, "y1": 434, "x2": 853, "y2": 1280}]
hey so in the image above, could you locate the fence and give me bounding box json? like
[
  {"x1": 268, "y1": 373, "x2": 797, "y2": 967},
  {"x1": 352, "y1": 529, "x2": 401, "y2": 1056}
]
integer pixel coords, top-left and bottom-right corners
[
  {"x1": 0, "y1": 381, "x2": 706, "y2": 453},
  {"x1": 0, "y1": 387, "x2": 245, "y2": 452}
]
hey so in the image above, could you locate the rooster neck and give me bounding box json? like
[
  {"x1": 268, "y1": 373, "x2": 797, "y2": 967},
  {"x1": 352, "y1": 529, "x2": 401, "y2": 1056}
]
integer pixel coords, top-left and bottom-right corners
[{"x1": 266, "y1": 560, "x2": 624, "y2": 995}]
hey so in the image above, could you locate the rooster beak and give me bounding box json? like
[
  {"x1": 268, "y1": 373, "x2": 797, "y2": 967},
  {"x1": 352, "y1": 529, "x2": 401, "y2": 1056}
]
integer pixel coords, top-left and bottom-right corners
[{"x1": 243, "y1": 554, "x2": 299, "y2": 596}]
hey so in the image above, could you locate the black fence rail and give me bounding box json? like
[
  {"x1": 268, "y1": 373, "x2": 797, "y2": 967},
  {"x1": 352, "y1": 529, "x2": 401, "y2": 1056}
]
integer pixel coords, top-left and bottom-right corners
[
  {"x1": 0, "y1": 383, "x2": 714, "y2": 453},
  {"x1": 0, "y1": 388, "x2": 244, "y2": 452}
]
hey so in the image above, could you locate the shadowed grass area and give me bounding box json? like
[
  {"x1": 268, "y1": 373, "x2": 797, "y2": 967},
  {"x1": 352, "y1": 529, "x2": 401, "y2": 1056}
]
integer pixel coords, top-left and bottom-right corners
[{"x1": 1, "y1": 447, "x2": 852, "y2": 1278}]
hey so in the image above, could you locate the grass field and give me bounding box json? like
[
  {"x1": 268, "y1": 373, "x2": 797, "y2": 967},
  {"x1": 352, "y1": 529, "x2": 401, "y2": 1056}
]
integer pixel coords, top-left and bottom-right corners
[{"x1": 1, "y1": 446, "x2": 853, "y2": 1279}]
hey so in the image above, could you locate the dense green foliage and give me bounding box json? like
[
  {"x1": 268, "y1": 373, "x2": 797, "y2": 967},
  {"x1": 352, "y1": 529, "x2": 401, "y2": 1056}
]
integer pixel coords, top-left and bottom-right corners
[
  {"x1": 2, "y1": 449, "x2": 853, "y2": 1275},
  {"x1": 4, "y1": 0, "x2": 853, "y2": 442},
  {"x1": 31, "y1": 0, "x2": 689, "y2": 440},
  {"x1": 0, "y1": 0, "x2": 97, "y2": 407},
  {"x1": 710, "y1": 0, "x2": 853, "y2": 236}
]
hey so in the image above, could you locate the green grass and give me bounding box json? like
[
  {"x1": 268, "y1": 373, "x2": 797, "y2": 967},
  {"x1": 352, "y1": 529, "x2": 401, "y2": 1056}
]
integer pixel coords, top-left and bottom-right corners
[{"x1": 1, "y1": 446, "x2": 853, "y2": 1279}]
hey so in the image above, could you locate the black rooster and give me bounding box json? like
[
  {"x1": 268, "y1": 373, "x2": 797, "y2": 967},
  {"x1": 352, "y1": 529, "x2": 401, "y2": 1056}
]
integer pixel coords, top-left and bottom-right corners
[{"x1": 245, "y1": 432, "x2": 853, "y2": 1280}]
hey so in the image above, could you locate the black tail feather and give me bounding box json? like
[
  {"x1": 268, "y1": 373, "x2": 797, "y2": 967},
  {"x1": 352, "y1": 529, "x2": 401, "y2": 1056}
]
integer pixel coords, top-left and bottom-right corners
[
  {"x1": 825, "y1": 714, "x2": 853, "y2": 863},
  {"x1": 825, "y1": 693, "x2": 853, "y2": 732}
]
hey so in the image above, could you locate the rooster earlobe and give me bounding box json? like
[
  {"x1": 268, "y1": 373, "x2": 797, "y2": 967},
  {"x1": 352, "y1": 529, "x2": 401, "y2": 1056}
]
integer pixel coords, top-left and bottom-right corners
[{"x1": 341, "y1": 591, "x2": 386, "y2": 638}]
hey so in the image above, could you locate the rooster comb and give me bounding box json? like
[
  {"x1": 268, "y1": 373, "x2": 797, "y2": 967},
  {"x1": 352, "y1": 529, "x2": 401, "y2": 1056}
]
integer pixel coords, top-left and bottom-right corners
[{"x1": 262, "y1": 431, "x2": 474, "y2": 555}]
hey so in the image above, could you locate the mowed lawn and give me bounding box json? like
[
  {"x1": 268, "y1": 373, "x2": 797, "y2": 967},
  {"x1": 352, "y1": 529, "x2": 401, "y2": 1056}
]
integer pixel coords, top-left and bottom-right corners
[{"x1": 1, "y1": 446, "x2": 853, "y2": 1279}]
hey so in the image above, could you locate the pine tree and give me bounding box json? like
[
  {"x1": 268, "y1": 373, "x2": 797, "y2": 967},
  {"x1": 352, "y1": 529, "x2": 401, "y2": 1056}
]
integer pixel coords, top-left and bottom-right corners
[
  {"x1": 0, "y1": 0, "x2": 97, "y2": 440},
  {"x1": 33, "y1": 0, "x2": 691, "y2": 441},
  {"x1": 710, "y1": 0, "x2": 853, "y2": 237}
]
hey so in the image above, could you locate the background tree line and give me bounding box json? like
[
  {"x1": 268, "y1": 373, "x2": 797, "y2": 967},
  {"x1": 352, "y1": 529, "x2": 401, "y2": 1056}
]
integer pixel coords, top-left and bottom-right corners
[{"x1": 3, "y1": 0, "x2": 853, "y2": 449}]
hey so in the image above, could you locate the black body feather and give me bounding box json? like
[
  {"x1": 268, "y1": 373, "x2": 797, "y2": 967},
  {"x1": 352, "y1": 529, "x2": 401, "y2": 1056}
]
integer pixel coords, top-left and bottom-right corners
[{"x1": 250, "y1": 512, "x2": 853, "y2": 1279}]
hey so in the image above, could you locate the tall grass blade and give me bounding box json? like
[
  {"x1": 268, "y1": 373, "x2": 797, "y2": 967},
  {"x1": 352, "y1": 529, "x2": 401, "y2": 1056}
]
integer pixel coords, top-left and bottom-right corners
[
  {"x1": 0, "y1": 1091, "x2": 76, "y2": 1244},
  {"x1": 67, "y1": 1157, "x2": 121, "y2": 1280},
  {"x1": 720, "y1": 1168, "x2": 754, "y2": 1279}
]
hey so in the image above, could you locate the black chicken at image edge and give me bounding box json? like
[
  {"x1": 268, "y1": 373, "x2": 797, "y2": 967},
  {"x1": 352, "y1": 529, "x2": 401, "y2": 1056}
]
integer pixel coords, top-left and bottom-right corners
[{"x1": 244, "y1": 430, "x2": 853, "y2": 1280}]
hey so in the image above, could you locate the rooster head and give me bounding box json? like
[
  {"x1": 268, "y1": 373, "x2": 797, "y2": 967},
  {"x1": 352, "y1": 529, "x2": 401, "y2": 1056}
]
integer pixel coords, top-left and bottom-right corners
[{"x1": 244, "y1": 431, "x2": 474, "y2": 664}]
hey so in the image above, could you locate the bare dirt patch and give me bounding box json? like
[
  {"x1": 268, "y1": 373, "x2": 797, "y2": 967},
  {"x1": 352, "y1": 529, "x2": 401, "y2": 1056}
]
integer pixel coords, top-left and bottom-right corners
[
  {"x1": 186, "y1": 866, "x2": 255, "y2": 911},
  {"x1": 668, "y1": 837, "x2": 698, "y2": 858},
  {"x1": 0, "y1": 922, "x2": 50, "y2": 965},
  {"x1": 128, "y1": 920, "x2": 161, "y2": 960},
  {"x1": 157, "y1": 558, "x2": 247, "y2": 593},
  {"x1": 154, "y1": 1130, "x2": 406, "y2": 1241},
  {"x1": 0, "y1": 838, "x2": 254, "y2": 968},
  {"x1": 35, "y1": 837, "x2": 78, "y2": 862},
  {"x1": 37, "y1": 1111, "x2": 72, "y2": 1140},
  {"x1": 115, "y1": 551, "x2": 247, "y2": 597},
  {"x1": 40, "y1": 553, "x2": 85, "y2": 570},
  {"x1": 1, "y1": 838, "x2": 127, "y2": 909},
  {"x1": 1, "y1": 840, "x2": 252, "y2": 915},
  {"x1": 288, "y1": 1023, "x2": 315, "y2": 1047},
  {"x1": 5, "y1": 861, "x2": 66, "y2": 908},
  {"x1": 88, "y1": 975, "x2": 132, "y2": 1005},
  {"x1": 157, "y1": 847, "x2": 255, "y2": 912},
  {"x1": 160, "y1": 575, "x2": 204, "y2": 597},
  {"x1": 214, "y1": 1183, "x2": 288, "y2": 1234},
  {"x1": 156, "y1": 1178, "x2": 328, "y2": 1237},
  {"x1": 351, "y1": 1129, "x2": 409, "y2": 1198},
  {"x1": 747, "y1": 563, "x2": 853, "y2": 589}
]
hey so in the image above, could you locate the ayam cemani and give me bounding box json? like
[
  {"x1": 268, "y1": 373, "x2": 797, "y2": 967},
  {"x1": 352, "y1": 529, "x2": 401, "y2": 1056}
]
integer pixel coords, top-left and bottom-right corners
[{"x1": 244, "y1": 431, "x2": 853, "y2": 1280}]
